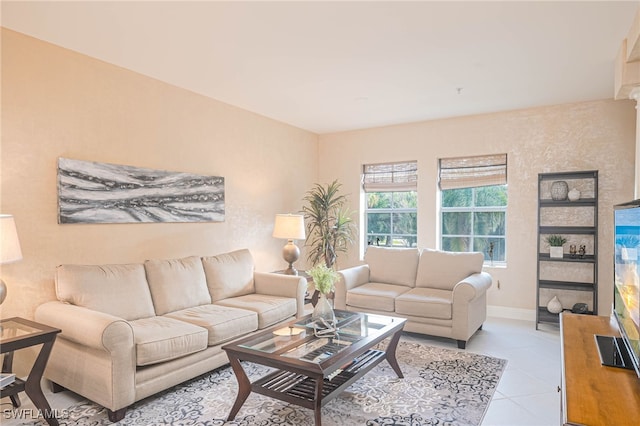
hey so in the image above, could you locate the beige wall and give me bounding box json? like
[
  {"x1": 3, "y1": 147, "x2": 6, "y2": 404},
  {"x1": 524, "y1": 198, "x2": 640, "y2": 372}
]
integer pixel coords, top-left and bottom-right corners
[
  {"x1": 0, "y1": 29, "x2": 318, "y2": 319},
  {"x1": 1, "y1": 27, "x2": 637, "y2": 323},
  {"x1": 318, "y1": 100, "x2": 637, "y2": 318}
]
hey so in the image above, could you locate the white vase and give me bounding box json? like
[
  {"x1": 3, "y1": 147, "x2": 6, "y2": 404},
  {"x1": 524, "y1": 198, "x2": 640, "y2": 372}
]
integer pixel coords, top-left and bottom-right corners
[
  {"x1": 312, "y1": 293, "x2": 336, "y2": 327},
  {"x1": 568, "y1": 188, "x2": 581, "y2": 201},
  {"x1": 547, "y1": 296, "x2": 563, "y2": 314},
  {"x1": 549, "y1": 246, "x2": 564, "y2": 258}
]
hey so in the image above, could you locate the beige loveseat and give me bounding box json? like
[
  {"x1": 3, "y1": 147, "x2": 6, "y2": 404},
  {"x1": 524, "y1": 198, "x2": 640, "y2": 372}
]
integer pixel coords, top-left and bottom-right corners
[
  {"x1": 334, "y1": 247, "x2": 492, "y2": 349},
  {"x1": 34, "y1": 249, "x2": 306, "y2": 422}
]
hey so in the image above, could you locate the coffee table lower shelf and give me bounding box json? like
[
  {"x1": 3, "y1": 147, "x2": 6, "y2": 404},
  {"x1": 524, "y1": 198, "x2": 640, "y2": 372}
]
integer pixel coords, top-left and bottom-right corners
[{"x1": 253, "y1": 349, "x2": 385, "y2": 409}]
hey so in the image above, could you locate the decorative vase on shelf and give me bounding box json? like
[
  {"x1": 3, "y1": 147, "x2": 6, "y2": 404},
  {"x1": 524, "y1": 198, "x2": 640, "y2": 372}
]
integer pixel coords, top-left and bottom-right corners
[
  {"x1": 551, "y1": 181, "x2": 569, "y2": 201},
  {"x1": 312, "y1": 292, "x2": 336, "y2": 328},
  {"x1": 547, "y1": 296, "x2": 563, "y2": 314},
  {"x1": 568, "y1": 188, "x2": 581, "y2": 201}
]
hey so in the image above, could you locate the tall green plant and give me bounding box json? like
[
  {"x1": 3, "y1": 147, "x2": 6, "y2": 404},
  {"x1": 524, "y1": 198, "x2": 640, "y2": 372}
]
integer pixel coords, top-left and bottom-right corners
[{"x1": 302, "y1": 180, "x2": 357, "y2": 268}]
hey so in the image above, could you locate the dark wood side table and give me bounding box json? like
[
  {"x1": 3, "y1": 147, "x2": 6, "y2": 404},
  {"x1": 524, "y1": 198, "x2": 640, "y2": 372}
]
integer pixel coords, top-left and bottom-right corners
[{"x1": 1, "y1": 317, "x2": 61, "y2": 426}]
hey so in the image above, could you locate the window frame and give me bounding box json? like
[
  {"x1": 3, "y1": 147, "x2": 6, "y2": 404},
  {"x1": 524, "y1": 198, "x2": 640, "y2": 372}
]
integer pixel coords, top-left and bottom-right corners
[
  {"x1": 440, "y1": 184, "x2": 507, "y2": 265},
  {"x1": 364, "y1": 190, "x2": 418, "y2": 248}
]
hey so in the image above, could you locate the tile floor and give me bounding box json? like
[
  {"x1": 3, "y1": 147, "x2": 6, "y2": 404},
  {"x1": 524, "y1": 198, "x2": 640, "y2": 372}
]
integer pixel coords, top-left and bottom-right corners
[
  {"x1": 403, "y1": 316, "x2": 562, "y2": 426},
  {"x1": 1, "y1": 316, "x2": 561, "y2": 426}
]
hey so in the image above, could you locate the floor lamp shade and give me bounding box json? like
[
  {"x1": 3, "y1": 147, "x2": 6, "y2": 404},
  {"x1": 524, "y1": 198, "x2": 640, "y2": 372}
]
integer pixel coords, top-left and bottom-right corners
[
  {"x1": 272, "y1": 214, "x2": 305, "y2": 275},
  {"x1": 0, "y1": 214, "x2": 23, "y2": 304}
]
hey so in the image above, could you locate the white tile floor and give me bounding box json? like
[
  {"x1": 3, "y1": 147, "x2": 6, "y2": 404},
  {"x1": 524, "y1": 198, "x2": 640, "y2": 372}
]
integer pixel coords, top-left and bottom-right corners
[
  {"x1": 1, "y1": 316, "x2": 561, "y2": 425},
  {"x1": 402, "y1": 316, "x2": 562, "y2": 426}
]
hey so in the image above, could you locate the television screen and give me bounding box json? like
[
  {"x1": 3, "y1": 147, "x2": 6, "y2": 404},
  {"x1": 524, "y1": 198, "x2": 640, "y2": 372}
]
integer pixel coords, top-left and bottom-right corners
[{"x1": 613, "y1": 201, "x2": 640, "y2": 377}]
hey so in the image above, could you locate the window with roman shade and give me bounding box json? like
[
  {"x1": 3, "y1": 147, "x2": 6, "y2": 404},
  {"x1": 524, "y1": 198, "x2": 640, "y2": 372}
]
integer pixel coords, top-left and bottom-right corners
[
  {"x1": 438, "y1": 153, "x2": 507, "y2": 190},
  {"x1": 439, "y1": 154, "x2": 508, "y2": 264},
  {"x1": 362, "y1": 161, "x2": 418, "y2": 192},
  {"x1": 362, "y1": 161, "x2": 417, "y2": 248}
]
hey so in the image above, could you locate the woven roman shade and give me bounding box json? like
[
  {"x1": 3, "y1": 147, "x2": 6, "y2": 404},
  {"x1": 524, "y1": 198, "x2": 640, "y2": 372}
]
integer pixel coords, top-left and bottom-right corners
[
  {"x1": 438, "y1": 154, "x2": 507, "y2": 190},
  {"x1": 362, "y1": 161, "x2": 417, "y2": 192}
]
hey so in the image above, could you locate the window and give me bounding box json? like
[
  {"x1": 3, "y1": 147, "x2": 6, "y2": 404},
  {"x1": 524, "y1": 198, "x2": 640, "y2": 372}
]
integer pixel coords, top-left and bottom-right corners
[
  {"x1": 363, "y1": 161, "x2": 417, "y2": 248},
  {"x1": 439, "y1": 154, "x2": 507, "y2": 263}
]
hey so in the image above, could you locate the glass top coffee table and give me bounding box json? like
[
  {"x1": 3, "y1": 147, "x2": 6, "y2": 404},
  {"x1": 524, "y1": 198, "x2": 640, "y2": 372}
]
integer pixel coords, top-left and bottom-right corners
[{"x1": 222, "y1": 310, "x2": 406, "y2": 426}]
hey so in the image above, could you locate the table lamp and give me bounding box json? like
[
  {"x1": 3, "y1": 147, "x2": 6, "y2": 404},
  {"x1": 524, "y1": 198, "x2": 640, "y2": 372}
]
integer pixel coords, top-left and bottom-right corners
[
  {"x1": 272, "y1": 214, "x2": 305, "y2": 275},
  {"x1": 0, "y1": 214, "x2": 23, "y2": 305}
]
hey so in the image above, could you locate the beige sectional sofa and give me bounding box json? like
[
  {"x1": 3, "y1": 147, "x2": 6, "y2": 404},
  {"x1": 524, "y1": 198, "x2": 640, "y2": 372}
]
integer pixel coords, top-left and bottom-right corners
[
  {"x1": 34, "y1": 249, "x2": 306, "y2": 422},
  {"x1": 334, "y1": 246, "x2": 492, "y2": 349}
]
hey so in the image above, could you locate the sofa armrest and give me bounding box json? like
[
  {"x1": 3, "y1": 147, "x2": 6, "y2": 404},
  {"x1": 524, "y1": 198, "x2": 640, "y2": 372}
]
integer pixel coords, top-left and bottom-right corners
[
  {"x1": 35, "y1": 301, "x2": 137, "y2": 413},
  {"x1": 335, "y1": 265, "x2": 370, "y2": 310},
  {"x1": 35, "y1": 301, "x2": 134, "y2": 352},
  {"x1": 452, "y1": 272, "x2": 493, "y2": 303},
  {"x1": 253, "y1": 272, "x2": 307, "y2": 317}
]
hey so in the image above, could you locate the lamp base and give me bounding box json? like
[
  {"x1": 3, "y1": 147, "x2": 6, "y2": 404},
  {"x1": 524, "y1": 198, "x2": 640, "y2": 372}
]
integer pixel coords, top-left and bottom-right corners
[
  {"x1": 282, "y1": 240, "x2": 300, "y2": 277},
  {"x1": 0, "y1": 278, "x2": 7, "y2": 305},
  {"x1": 283, "y1": 265, "x2": 299, "y2": 276}
]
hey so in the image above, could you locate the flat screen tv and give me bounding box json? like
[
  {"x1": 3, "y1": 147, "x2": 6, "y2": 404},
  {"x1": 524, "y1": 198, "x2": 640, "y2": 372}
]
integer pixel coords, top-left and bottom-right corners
[{"x1": 598, "y1": 201, "x2": 640, "y2": 377}]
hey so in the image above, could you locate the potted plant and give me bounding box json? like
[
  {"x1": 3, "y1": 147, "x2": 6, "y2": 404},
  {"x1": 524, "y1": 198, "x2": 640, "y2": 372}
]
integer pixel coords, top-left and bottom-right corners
[
  {"x1": 302, "y1": 180, "x2": 357, "y2": 268},
  {"x1": 307, "y1": 263, "x2": 339, "y2": 328},
  {"x1": 545, "y1": 234, "x2": 567, "y2": 258}
]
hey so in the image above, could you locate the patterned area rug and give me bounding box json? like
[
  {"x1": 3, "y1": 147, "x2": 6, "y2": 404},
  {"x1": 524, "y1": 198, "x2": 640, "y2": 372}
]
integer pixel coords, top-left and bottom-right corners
[{"x1": 23, "y1": 342, "x2": 506, "y2": 426}]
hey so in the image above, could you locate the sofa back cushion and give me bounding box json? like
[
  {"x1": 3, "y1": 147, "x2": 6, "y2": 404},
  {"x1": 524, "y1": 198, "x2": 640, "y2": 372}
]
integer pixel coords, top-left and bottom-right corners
[
  {"x1": 144, "y1": 256, "x2": 212, "y2": 316},
  {"x1": 55, "y1": 263, "x2": 155, "y2": 321},
  {"x1": 364, "y1": 246, "x2": 419, "y2": 287},
  {"x1": 202, "y1": 249, "x2": 255, "y2": 302},
  {"x1": 416, "y1": 249, "x2": 484, "y2": 290}
]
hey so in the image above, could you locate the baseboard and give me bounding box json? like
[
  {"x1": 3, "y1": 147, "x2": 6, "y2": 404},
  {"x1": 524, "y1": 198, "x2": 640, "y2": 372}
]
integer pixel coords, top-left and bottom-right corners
[{"x1": 487, "y1": 305, "x2": 536, "y2": 321}]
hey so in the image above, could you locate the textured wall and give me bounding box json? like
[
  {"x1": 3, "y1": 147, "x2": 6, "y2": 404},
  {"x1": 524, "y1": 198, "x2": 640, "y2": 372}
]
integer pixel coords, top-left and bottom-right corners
[
  {"x1": 0, "y1": 29, "x2": 318, "y2": 320},
  {"x1": 318, "y1": 100, "x2": 636, "y2": 317}
]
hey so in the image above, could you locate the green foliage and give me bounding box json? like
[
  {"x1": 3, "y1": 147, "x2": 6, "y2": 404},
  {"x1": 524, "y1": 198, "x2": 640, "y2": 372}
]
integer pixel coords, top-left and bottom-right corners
[
  {"x1": 366, "y1": 191, "x2": 417, "y2": 247},
  {"x1": 302, "y1": 180, "x2": 357, "y2": 268},
  {"x1": 545, "y1": 234, "x2": 567, "y2": 247},
  {"x1": 307, "y1": 263, "x2": 339, "y2": 294},
  {"x1": 441, "y1": 185, "x2": 508, "y2": 262}
]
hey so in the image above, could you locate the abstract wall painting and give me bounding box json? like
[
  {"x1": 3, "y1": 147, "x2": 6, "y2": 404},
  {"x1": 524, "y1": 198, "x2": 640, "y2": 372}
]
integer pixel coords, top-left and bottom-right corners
[{"x1": 57, "y1": 157, "x2": 225, "y2": 224}]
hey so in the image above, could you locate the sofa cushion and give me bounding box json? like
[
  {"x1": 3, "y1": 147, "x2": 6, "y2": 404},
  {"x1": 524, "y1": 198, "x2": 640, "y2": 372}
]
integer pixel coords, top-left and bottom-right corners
[
  {"x1": 55, "y1": 263, "x2": 155, "y2": 321},
  {"x1": 214, "y1": 294, "x2": 296, "y2": 329},
  {"x1": 416, "y1": 249, "x2": 484, "y2": 290},
  {"x1": 130, "y1": 316, "x2": 208, "y2": 366},
  {"x1": 202, "y1": 249, "x2": 255, "y2": 302},
  {"x1": 346, "y1": 283, "x2": 411, "y2": 312},
  {"x1": 166, "y1": 304, "x2": 258, "y2": 346},
  {"x1": 395, "y1": 288, "x2": 453, "y2": 320},
  {"x1": 364, "y1": 246, "x2": 419, "y2": 287},
  {"x1": 144, "y1": 256, "x2": 212, "y2": 316}
]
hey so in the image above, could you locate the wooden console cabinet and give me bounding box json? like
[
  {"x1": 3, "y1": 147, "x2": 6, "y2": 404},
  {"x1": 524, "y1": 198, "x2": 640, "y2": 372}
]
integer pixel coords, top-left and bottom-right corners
[{"x1": 560, "y1": 312, "x2": 640, "y2": 425}]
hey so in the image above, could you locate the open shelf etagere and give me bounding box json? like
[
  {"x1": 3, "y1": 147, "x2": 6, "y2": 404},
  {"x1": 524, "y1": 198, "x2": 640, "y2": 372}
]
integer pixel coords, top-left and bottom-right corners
[{"x1": 536, "y1": 170, "x2": 598, "y2": 329}]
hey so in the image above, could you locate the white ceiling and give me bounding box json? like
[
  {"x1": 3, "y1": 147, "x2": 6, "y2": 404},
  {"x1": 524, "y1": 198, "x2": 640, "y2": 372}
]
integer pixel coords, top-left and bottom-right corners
[{"x1": 2, "y1": 1, "x2": 639, "y2": 134}]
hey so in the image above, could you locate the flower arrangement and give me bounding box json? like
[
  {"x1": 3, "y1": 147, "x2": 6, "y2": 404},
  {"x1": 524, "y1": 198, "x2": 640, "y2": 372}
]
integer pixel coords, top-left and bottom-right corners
[{"x1": 307, "y1": 264, "x2": 339, "y2": 295}]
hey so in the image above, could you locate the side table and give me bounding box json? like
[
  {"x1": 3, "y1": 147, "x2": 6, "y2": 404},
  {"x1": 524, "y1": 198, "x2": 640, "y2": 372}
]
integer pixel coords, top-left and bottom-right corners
[{"x1": 1, "y1": 317, "x2": 61, "y2": 426}]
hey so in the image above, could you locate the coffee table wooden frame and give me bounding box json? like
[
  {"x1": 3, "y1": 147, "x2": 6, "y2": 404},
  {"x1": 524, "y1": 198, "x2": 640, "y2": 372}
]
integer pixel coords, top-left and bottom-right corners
[{"x1": 222, "y1": 311, "x2": 406, "y2": 426}]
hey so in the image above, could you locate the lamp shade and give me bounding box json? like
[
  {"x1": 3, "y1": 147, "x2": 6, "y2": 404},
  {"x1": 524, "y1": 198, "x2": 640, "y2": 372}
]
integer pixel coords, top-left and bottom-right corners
[
  {"x1": 272, "y1": 214, "x2": 306, "y2": 240},
  {"x1": 0, "y1": 214, "x2": 22, "y2": 264}
]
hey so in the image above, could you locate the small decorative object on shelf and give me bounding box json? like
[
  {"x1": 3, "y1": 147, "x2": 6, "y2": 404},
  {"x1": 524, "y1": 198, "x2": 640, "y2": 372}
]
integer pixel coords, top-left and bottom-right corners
[
  {"x1": 568, "y1": 188, "x2": 581, "y2": 201},
  {"x1": 545, "y1": 234, "x2": 567, "y2": 258},
  {"x1": 551, "y1": 180, "x2": 569, "y2": 201},
  {"x1": 547, "y1": 296, "x2": 563, "y2": 314},
  {"x1": 569, "y1": 244, "x2": 577, "y2": 258},
  {"x1": 571, "y1": 302, "x2": 589, "y2": 314},
  {"x1": 578, "y1": 244, "x2": 586, "y2": 259}
]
